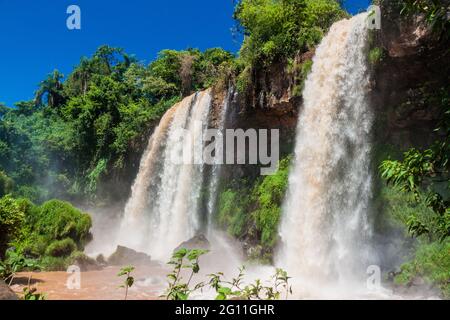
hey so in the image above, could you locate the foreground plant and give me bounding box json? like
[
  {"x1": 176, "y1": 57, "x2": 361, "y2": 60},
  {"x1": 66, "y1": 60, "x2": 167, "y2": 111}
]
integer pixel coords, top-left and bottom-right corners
[
  {"x1": 163, "y1": 248, "x2": 292, "y2": 300},
  {"x1": 20, "y1": 275, "x2": 46, "y2": 300},
  {"x1": 118, "y1": 265, "x2": 135, "y2": 300},
  {"x1": 208, "y1": 267, "x2": 292, "y2": 300},
  {"x1": 162, "y1": 248, "x2": 208, "y2": 300},
  {"x1": 22, "y1": 287, "x2": 46, "y2": 300},
  {"x1": 0, "y1": 249, "x2": 40, "y2": 285}
]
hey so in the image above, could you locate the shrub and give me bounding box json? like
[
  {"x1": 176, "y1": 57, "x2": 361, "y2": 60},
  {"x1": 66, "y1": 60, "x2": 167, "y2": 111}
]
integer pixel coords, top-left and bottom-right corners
[
  {"x1": 217, "y1": 157, "x2": 291, "y2": 258},
  {"x1": 0, "y1": 171, "x2": 14, "y2": 197},
  {"x1": 394, "y1": 240, "x2": 450, "y2": 298},
  {"x1": 20, "y1": 235, "x2": 48, "y2": 258},
  {"x1": 234, "y1": 0, "x2": 347, "y2": 66},
  {"x1": 236, "y1": 66, "x2": 252, "y2": 93},
  {"x1": 1, "y1": 197, "x2": 93, "y2": 271},
  {"x1": 40, "y1": 256, "x2": 68, "y2": 271},
  {"x1": 0, "y1": 249, "x2": 39, "y2": 282},
  {"x1": 45, "y1": 238, "x2": 77, "y2": 257},
  {"x1": 251, "y1": 157, "x2": 290, "y2": 247},
  {"x1": 0, "y1": 195, "x2": 25, "y2": 258},
  {"x1": 217, "y1": 189, "x2": 249, "y2": 237},
  {"x1": 290, "y1": 59, "x2": 313, "y2": 96},
  {"x1": 32, "y1": 199, "x2": 92, "y2": 247},
  {"x1": 369, "y1": 47, "x2": 384, "y2": 65}
]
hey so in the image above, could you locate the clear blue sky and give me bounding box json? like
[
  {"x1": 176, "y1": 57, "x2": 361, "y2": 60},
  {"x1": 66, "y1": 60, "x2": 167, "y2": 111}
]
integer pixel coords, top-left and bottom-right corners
[{"x1": 0, "y1": 0, "x2": 369, "y2": 107}]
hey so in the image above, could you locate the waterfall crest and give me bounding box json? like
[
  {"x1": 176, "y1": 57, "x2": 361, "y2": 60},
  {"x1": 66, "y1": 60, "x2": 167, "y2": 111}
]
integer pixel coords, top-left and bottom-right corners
[{"x1": 277, "y1": 13, "x2": 374, "y2": 292}]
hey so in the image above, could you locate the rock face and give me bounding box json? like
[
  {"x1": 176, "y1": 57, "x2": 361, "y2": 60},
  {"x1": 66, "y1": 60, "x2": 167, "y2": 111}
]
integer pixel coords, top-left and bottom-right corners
[
  {"x1": 71, "y1": 253, "x2": 102, "y2": 272},
  {"x1": 209, "y1": 53, "x2": 308, "y2": 183},
  {"x1": 0, "y1": 281, "x2": 18, "y2": 300},
  {"x1": 174, "y1": 235, "x2": 211, "y2": 252},
  {"x1": 371, "y1": 1, "x2": 450, "y2": 150},
  {"x1": 381, "y1": 11, "x2": 434, "y2": 58},
  {"x1": 107, "y1": 245, "x2": 153, "y2": 266}
]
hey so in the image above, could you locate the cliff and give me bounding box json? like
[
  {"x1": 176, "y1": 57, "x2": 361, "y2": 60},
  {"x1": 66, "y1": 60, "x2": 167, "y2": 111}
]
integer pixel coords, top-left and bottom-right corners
[{"x1": 371, "y1": 1, "x2": 450, "y2": 150}]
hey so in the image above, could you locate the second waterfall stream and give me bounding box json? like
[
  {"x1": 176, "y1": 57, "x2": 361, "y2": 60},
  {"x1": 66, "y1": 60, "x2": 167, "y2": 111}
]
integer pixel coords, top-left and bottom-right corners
[{"x1": 277, "y1": 12, "x2": 376, "y2": 297}]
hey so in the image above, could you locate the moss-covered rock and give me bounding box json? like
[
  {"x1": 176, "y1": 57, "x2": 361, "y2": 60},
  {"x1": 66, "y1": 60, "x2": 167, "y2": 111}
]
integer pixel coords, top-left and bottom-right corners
[
  {"x1": 32, "y1": 200, "x2": 92, "y2": 246},
  {"x1": 68, "y1": 251, "x2": 101, "y2": 271},
  {"x1": 45, "y1": 238, "x2": 77, "y2": 257},
  {"x1": 107, "y1": 246, "x2": 152, "y2": 266}
]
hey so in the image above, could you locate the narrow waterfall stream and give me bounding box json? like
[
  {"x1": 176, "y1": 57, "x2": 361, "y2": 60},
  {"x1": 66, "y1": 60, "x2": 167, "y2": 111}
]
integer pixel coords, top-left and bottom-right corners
[
  {"x1": 277, "y1": 13, "x2": 375, "y2": 296},
  {"x1": 205, "y1": 88, "x2": 233, "y2": 231}
]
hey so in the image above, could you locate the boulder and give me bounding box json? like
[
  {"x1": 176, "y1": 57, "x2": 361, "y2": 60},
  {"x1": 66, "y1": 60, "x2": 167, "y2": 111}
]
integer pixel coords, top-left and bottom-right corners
[
  {"x1": 107, "y1": 246, "x2": 152, "y2": 266},
  {"x1": 96, "y1": 254, "x2": 107, "y2": 266},
  {"x1": 70, "y1": 252, "x2": 102, "y2": 271},
  {"x1": 0, "y1": 281, "x2": 18, "y2": 300},
  {"x1": 174, "y1": 234, "x2": 210, "y2": 252}
]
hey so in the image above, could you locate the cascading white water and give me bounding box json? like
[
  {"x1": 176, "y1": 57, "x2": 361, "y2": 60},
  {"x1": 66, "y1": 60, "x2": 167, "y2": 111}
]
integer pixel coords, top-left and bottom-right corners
[
  {"x1": 205, "y1": 88, "x2": 233, "y2": 229},
  {"x1": 117, "y1": 90, "x2": 212, "y2": 260},
  {"x1": 277, "y1": 13, "x2": 374, "y2": 295}
]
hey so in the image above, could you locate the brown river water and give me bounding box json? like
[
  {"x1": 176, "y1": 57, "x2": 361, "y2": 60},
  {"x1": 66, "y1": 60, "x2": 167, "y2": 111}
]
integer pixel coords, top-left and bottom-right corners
[{"x1": 10, "y1": 266, "x2": 168, "y2": 300}]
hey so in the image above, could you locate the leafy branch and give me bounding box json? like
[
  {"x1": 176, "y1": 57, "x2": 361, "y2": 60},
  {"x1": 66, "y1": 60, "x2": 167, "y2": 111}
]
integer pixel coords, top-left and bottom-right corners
[
  {"x1": 162, "y1": 249, "x2": 292, "y2": 300},
  {"x1": 118, "y1": 265, "x2": 135, "y2": 300}
]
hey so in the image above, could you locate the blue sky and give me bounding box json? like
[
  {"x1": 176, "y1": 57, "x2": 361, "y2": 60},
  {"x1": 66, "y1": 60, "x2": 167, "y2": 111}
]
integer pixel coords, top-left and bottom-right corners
[{"x1": 0, "y1": 0, "x2": 370, "y2": 107}]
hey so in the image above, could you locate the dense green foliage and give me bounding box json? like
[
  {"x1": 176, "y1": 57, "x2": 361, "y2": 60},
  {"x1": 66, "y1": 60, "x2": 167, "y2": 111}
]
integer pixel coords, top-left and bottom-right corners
[
  {"x1": 0, "y1": 0, "x2": 448, "y2": 299},
  {"x1": 0, "y1": 1, "x2": 345, "y2": 203},
  {"x1": 394, "y1": 239, "x2": 450, "y2": 298},
  {"x1": 380, "y1": 86, "x2": 450, "y2": 242},
  {"x1": 231, "y1": 0, "x2": 347, "y2": 94},
  {"x1": 368, "y1": 47, "x2": 385, "y2": 65},
  {"x1": 0, "y1": 195, "x2": 25, "y2": 259},
  {"x1": 379, "y1": 81, "x2": 450, "y2": 294},
  {"x1": 0, "y1": 46, "x2": 234, "y2": 202},
  {"x1": 217, "y1": 157, "x2": 291, "y2": 261},
  {"x1": 235, "y1": 0, "x2": 347, "y2": 66},
  {"x1": 0, "y1": 195, "x2": 92, "y2": 271},
  {"x1": 0, "y1": 249, "x2": 40, "y2": 283}
]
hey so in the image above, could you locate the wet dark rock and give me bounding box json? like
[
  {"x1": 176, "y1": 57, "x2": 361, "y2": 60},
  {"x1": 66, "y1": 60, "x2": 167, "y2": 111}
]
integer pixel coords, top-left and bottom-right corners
[
  {"x1": 0, "y1": 281, "x2": 18, "y2": 300},
  {"x1": 107, "y1": 245, "x2": 152, "y2": 266},
  {"x1": 174, "y1": 234, "x2": 211, "y2": 252},
  {"x1": 96, "y1": 254, "x2": 107, "y2": 266},
  {"x1": 70, "y1": 252, "x2": 102, "y2": 271}
]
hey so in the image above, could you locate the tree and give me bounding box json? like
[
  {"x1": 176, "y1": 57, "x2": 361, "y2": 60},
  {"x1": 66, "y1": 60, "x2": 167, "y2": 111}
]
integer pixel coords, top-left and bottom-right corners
[
  {"x1": 0, "y1": 195, "x2": 25, "y2": 259},
  {"x1": 34, "y1": 70, "x2": 65, "y2": 108},
  {"x1": 234, "y1": 0, "x2": 346, "y2": 66}
]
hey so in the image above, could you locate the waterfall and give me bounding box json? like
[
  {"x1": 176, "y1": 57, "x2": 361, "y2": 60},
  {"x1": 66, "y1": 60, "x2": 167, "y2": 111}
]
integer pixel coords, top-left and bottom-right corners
[
  {"x1": 277, "y1": 13, "x2": 374, "y2": 292},
  {"x1": 205, "y1": 88, "x2": 233, "y2": 230},
  {"x1": 117, "y1": 90, "x2": 212, "y2": 260}
]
